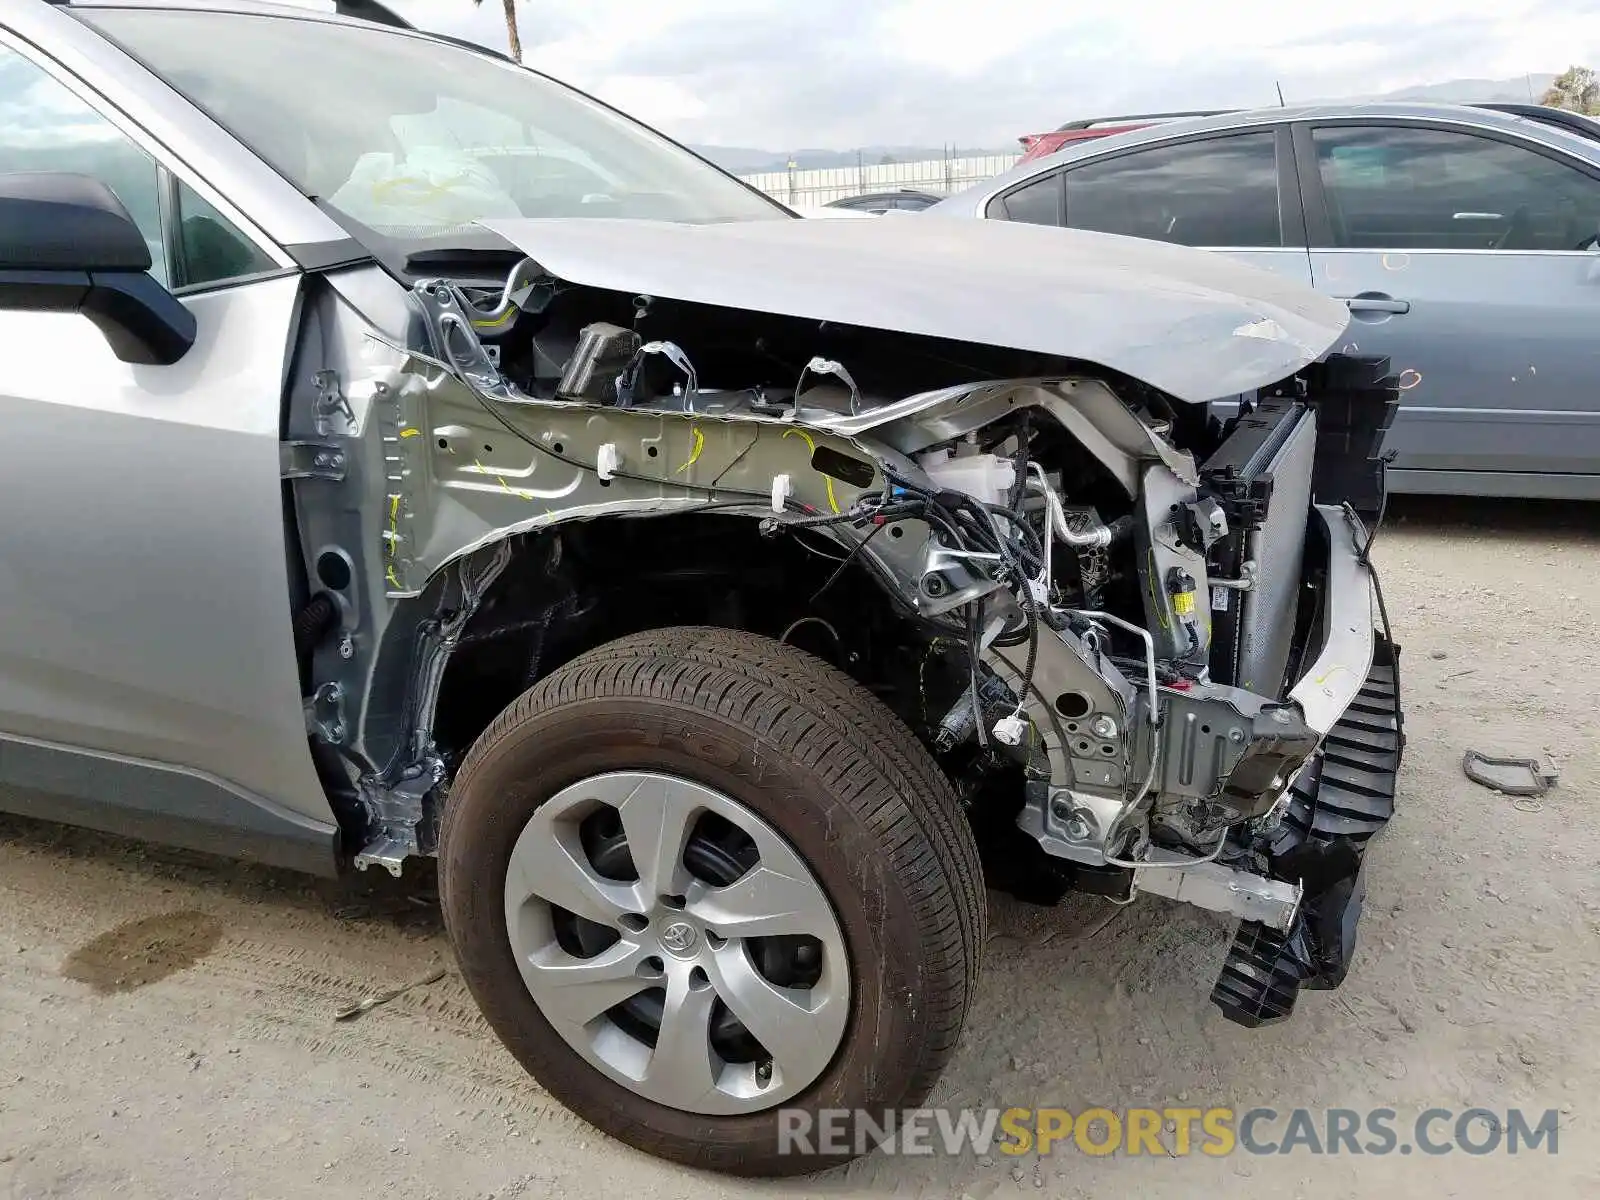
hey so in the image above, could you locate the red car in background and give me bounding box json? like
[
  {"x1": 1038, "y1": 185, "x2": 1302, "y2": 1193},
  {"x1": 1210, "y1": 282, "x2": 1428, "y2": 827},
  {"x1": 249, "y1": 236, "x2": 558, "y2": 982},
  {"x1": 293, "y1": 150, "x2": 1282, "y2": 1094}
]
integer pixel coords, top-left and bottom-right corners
[
  {"x1": 1016, "y1": 110, "x2": 1229, "y2": 161},
  {"x1": 1017, "y1": 102, "x2": 1600, "y2": 162}
]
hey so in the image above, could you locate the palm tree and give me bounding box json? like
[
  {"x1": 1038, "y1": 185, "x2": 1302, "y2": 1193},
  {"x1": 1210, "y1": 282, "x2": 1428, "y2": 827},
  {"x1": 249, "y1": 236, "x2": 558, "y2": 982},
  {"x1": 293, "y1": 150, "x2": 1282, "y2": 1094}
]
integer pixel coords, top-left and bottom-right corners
[
  {"x1": 1540, "y1": 66, "x2": 1599, "y2": 115},
  {"x1": 476, "y1": 0, "x2": 522, "y2": 63}
]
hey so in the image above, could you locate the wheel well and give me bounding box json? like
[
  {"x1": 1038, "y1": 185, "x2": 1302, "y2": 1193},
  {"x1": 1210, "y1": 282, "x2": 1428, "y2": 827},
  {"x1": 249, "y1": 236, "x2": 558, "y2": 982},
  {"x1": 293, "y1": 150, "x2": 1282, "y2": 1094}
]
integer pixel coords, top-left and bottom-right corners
[{"x1": 430, "y1": 512, "x2": 963, "y2": 772}]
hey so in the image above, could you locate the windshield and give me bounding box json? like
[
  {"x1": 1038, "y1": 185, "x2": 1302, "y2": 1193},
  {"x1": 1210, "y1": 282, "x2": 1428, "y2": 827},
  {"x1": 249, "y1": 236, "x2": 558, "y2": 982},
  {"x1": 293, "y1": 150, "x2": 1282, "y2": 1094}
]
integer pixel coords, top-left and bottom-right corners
[{"x1": 81, "y1": 8, "x2": 788, "y2": 243}]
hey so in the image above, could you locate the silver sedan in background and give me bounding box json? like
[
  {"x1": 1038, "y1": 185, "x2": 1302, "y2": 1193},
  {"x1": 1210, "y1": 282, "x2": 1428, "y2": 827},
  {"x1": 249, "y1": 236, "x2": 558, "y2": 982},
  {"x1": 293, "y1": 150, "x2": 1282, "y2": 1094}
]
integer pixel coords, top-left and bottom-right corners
[{"x1": 929, "y1": 103, "x2": 1600, "y2": 500}]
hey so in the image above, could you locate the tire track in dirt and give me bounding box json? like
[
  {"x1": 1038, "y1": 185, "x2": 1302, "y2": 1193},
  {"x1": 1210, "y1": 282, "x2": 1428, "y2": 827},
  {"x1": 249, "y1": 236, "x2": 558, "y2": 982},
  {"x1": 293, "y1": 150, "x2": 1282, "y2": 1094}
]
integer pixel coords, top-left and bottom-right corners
[{"x1": 212, "y1": 938, "x2": 572, "y2": 1121}]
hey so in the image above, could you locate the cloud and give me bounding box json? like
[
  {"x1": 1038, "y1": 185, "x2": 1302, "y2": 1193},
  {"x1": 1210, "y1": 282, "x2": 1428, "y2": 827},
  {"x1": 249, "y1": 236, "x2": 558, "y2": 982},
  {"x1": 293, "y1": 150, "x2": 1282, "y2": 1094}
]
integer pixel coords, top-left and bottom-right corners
[{"x1": 396, "y1": 0, "x2": 1600, "y2": 148}]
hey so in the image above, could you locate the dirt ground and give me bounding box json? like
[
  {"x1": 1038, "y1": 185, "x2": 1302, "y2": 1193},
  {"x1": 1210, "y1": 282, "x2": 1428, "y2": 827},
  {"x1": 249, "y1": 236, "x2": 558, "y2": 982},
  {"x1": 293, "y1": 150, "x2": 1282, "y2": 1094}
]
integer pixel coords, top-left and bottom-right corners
[{"x1": 2, "y1": 496, "x2": 1597, "y2": 1199}]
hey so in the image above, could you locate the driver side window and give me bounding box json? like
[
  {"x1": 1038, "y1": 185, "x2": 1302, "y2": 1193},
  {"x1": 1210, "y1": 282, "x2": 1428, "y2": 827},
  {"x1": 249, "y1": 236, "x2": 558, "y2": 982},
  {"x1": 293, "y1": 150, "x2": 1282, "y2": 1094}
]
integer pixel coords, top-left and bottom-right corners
[
  {"x1": 0, "y1": 42, "x2": 167, "y2": 283},
  {"x1": 1311, "y1": 125, "x2": 1600, "y2": 251},
  {"x1": 0, "y1": 43, "x2": 273, "y2": 289}
]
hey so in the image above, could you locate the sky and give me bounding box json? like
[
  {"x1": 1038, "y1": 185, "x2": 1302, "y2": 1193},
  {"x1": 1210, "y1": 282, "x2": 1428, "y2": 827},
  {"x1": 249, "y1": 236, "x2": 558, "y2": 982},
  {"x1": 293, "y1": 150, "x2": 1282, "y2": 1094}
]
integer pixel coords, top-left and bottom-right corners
[{"x1": 393, "y1": 0, "x2": 1600, "y2": 149}]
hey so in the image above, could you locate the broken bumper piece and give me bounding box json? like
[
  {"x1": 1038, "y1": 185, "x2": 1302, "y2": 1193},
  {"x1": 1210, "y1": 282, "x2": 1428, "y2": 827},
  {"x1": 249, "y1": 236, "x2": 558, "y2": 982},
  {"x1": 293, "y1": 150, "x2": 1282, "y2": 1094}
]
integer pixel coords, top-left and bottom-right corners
[
  {"x1": 1211, "y1": 635, "x2": 1402, "y2": 1027},
  {"x1": 1290, "y1": 504, "x2": 1382, "y2": 738}
]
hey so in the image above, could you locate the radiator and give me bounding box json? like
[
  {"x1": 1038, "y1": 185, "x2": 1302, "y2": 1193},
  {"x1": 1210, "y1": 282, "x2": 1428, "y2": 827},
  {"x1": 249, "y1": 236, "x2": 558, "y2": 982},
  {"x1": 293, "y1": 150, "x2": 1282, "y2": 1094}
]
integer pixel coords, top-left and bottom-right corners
[{"x1": 1202, "y1": 400, "x2": 1318, "y2": 698}]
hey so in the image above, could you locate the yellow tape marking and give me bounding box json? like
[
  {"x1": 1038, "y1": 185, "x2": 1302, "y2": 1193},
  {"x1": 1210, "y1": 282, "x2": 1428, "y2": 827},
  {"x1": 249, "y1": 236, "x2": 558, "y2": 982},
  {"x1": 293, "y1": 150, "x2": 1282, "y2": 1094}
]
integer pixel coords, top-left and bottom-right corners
[
  {"x1": 781, "y1": 427, "x2": 841, "y2": 514},
  {"x1": 474, "y1": 458, "x2": 535, "y2": 501},
  {"x1": 676, "y1": 427, "x2": 705, "y2": 474}
]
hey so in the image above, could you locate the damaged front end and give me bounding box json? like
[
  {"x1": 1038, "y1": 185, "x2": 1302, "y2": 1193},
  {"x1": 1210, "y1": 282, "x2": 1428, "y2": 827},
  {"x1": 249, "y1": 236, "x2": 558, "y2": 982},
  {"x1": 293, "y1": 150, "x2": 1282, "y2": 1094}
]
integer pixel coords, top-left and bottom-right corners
[{"x1": 309, "y1": 215, "x2": 1403, "y2": 1029}]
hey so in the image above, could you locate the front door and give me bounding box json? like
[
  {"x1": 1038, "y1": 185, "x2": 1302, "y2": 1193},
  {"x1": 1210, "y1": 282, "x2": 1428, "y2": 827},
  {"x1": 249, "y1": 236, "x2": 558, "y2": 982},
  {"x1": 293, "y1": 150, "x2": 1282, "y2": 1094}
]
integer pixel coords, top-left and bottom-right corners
[
  {"x1": 1295, "y1": 119, "x2": 1600, "y2": 493},
  {"x1": 0, "y1": 38, "x2": 328, "y2": 820}
]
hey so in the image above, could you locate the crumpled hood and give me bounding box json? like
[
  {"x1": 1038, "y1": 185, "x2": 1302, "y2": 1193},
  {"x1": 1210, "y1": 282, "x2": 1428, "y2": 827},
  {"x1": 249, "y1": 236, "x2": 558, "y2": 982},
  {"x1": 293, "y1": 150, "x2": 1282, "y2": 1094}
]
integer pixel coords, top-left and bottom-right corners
[{"x1": 478, "y1": 214, "x2": 1349, "y2": 403}]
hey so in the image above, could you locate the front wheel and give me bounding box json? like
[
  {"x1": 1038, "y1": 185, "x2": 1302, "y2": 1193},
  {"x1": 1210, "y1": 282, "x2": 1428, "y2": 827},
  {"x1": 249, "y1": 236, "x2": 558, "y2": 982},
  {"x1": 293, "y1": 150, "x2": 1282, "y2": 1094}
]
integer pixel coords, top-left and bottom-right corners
[{"x1": 439, "y1": 626, "x2": 985, "y2": 1175}]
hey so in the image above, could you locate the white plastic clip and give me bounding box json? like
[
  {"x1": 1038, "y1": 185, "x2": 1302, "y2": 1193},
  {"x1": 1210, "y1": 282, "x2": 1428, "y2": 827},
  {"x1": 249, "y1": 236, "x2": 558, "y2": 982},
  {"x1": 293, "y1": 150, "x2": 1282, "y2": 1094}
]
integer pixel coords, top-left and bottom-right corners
[
  {"x1": 770, "y1": 474, "x2": 792, "y2": 513},
  {"x1": 597, "y1": 443, "x2": 621, "y2": 481},
  {"x1": 991, "y1": 714, "x2": 1028, "y2": 746}
]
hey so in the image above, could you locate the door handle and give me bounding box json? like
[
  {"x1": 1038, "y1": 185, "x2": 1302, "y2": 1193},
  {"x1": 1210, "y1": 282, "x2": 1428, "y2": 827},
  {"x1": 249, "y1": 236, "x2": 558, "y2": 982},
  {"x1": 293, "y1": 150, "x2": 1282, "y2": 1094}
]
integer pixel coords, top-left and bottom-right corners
[{"x1": 1340, "y1": 295, "x2": 1411, "y2": 315}]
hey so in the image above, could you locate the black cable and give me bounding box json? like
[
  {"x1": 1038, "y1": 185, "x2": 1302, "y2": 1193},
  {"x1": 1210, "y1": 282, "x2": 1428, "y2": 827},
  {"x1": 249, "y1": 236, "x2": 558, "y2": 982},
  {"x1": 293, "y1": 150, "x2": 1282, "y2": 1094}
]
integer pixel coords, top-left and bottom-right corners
[
  {"x1": 784, "y1": 509, "x2": 877, "y2": 530},
  {"x1": 808, "y1": 520, "x2": 889, "y2": 605},
  {"x1": 883, "y1": 465, "x2": 1026, "y2": 553},
  {"x1": 788, "y1": 528, "x2": 850, "y2": 562},
  {"x1": 710, "y1": 429, "x2": 761, "y2": 487},
  {"x1": 992, "y1": 624, "x2": 1032, "y2": 647},
  {"x1": 985, "y1": 502, "x2": 1045, "y2": 556},
  {"x1": 990, "y1": 643, "x2": 1070, "y2": 768},
  {"x1": 785, "y1": 499, "x2": 924, "y2": 531},
  {"x1": 1016, "y1": 602, "x2": 1040, "y2": 711},
  {"x1": 982, "y1": 503, "x2": 1045, "y2": 574},
  {"x1": 862, "y1": 462, "x2": 1054, "y2": 747},
  {"x1": 691, "y1": 498, "x2": 805, "y2": 515},
  {"x1": 879, "y1": 465, "x2": 928, "y2": 494},
  {"x1": 1012, "y1": 415, "x2": 1033, "y2": 512},
  {"x1": 1355, "y1": 453, "x2": 1395, "y2": 568},
  {"x1": 966, "y1": 596, "x2": 987, "y2": 747},
  {"x1": 1342, "y1": 490, "x2": 1406, "y2": 754},
  {"x1": 963, "y1": 493, "x2": 1039, "y2": 581},
  {"x1": 951, "y1": 499, "x2": 1005, "y2": 553},
  {"x1": 919, "y1": 503, "x2": 972, "y2": 552},
  {"x1": 878, "y1": 469, "x2": 1017, "y2": 570}
]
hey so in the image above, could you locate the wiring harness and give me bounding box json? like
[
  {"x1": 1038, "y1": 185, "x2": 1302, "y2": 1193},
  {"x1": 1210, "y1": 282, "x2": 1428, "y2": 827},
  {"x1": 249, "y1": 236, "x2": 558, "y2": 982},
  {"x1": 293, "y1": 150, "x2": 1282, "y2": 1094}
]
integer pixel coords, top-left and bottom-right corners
[{"x1": 764, "y1": 459, "x2": 1055, "y2": 749}]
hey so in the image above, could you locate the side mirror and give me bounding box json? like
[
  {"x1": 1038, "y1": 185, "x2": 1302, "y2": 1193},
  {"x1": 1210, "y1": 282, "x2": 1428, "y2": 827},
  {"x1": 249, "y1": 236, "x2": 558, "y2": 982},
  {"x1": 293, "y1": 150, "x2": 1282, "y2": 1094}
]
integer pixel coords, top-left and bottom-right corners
[{"x1": 0, "y1": 172, "x2": 197, "y2": 365}]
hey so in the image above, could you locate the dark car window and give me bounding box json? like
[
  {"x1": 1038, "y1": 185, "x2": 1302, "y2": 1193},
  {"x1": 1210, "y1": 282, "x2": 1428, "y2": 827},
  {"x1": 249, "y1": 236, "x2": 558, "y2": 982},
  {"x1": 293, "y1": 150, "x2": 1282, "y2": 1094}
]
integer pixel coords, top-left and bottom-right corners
[
  {"x1": 1062, "y1": 133, "x2": 1283, "y2": 247},
  {"x1": 830, "y1": 194, "x2": 899, "y2": 212},
  {"x1": 0, "y1": 44, "x2": 274, "y2": 291},
  {"x1": 992, "y1": 172, "x2": 1063, "y2": 226},
  {"x1": 1311, "y1": 125, "x2": 1600, "y2": 251},
  {"x1": 0, "y1": 42, "x2": 167, "y2": 283},
  {"x1": 173, "y1": 181, "x2": 277, "y2": 288}
]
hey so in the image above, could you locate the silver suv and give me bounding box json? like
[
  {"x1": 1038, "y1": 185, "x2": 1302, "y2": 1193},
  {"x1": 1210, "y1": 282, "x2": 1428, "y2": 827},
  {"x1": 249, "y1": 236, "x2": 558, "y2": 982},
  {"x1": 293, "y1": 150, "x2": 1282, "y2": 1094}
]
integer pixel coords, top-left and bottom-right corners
[{"x1": 0, "y1": 0, "x2": 1401, "y2": 1175}]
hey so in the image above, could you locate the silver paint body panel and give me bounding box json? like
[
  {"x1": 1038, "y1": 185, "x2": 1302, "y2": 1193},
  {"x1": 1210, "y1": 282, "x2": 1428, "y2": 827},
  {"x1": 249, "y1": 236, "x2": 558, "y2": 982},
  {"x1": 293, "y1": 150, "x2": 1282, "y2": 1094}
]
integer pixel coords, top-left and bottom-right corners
[
  {"x1": 0, "y1": 276, "x2": 332, "y2": 824},
  {"x1": 480, "y1": 214, "x2": 1350, "y2": 403}
]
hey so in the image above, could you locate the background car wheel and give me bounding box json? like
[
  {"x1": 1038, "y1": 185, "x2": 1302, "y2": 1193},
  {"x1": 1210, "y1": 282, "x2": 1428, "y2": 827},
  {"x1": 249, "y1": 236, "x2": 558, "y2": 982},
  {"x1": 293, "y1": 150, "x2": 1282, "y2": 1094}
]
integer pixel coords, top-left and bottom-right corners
[{"x1": 439, "y1": 626, "x2": 985, "y2": 1175}]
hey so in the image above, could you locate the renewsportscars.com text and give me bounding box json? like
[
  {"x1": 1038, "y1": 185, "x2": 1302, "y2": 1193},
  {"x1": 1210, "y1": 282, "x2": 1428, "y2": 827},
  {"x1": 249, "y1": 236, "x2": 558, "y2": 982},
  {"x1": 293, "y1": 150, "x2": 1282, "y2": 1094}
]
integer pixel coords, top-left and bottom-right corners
[{"x1": 777, "y1": 1106, "x2": 1561, "y2": 1158}]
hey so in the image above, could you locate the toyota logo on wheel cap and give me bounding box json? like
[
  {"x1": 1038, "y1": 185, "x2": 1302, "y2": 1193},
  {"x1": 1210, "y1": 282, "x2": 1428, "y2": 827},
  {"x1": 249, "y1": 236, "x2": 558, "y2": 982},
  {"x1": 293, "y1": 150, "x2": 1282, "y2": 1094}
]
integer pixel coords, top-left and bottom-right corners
[{"x1": 660, "y1": 921, "x2": 698, "y2": 955}]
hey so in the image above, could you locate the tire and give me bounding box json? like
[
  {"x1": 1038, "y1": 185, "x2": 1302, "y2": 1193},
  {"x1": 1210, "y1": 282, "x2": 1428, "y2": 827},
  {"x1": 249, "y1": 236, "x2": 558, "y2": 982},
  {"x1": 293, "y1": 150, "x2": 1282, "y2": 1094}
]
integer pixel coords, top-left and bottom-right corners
[{"x1": 439, "y1": 625, "x2": 985, "y2": 1175}]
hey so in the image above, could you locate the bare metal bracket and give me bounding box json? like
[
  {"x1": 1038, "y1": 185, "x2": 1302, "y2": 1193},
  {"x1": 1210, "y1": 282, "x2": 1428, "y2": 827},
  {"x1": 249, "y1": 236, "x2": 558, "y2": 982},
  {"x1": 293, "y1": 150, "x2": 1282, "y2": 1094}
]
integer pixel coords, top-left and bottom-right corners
[
  {"x1": 1134, "y1": 849, "x2": 1303, "y2": 931},
  {"x1": 313, "y1": 369, "x2": 355, "y2": 436},
  {"x1": 306, "y1": 682, "x2": 347, "y2": 744},
  {"x1": 1210, "y1": 560, "x2": 1258, "y2": 592},
  {"x1": 353, "y1": 764, "x2": 444, "y2": 877},
  {"x1": 280, "y1": 440, "x2": 347, "y2": 482},
  {"x1": 351, "y1": 540, "x2": 515, "y2": 877}
]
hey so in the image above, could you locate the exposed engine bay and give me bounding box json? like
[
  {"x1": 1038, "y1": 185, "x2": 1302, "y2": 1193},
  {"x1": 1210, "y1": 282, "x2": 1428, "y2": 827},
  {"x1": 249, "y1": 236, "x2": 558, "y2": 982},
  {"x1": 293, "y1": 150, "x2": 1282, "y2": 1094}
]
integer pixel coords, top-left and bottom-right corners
[{"x1": 311, "y1": 222, "x2": 1403, "y2": 1028}]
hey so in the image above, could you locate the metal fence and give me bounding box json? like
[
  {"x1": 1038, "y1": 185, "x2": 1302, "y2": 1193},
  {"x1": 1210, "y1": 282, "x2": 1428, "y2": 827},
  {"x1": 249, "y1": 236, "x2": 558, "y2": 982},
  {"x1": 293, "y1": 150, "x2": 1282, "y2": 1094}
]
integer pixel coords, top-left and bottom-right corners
[{"x1": 739, "y1": 153, "x2": 1019, "y2": 208}]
